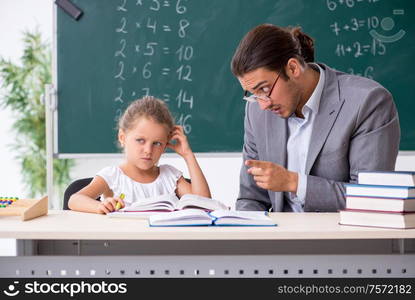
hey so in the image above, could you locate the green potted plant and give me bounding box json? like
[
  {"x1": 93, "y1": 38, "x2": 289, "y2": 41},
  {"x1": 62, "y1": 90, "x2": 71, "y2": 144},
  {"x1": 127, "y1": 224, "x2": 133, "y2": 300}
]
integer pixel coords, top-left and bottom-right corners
[{"x1": 0, "y1": 30, "x2": 73, "y2": 205}]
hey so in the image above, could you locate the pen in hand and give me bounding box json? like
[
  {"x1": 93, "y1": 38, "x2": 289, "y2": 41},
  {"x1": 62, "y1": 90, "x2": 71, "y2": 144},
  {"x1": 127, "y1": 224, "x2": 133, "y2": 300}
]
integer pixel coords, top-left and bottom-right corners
[{"x1": 115, "y1": 193, "x2": 125, "y2": 211}]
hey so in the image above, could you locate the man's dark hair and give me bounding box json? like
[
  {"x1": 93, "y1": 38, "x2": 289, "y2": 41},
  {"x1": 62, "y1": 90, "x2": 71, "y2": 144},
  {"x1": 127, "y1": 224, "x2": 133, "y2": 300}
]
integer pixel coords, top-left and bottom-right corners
[{"x1": 231, "y1": 24, "x2": 315, "y2": 79}]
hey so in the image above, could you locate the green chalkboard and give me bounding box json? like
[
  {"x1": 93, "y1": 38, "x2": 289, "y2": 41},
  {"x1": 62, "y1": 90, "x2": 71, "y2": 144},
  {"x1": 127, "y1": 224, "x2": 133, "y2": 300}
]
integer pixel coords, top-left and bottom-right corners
[{"x1": 57, "y1": 0, "x2": 415, "y2": 154}]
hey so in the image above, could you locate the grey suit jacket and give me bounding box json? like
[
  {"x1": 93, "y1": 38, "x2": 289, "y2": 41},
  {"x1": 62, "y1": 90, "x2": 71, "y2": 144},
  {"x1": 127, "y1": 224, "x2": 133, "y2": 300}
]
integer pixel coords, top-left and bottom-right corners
[{"x1": 236, "y1": 63, "x2": 400, "y2": 212}]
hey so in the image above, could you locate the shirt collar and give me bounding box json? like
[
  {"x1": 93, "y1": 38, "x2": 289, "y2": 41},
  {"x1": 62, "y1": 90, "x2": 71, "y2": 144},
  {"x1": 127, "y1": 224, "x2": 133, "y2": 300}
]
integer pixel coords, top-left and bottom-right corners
[{"x1": 303, "y1": 63, "x2": 325, "y2": 116}]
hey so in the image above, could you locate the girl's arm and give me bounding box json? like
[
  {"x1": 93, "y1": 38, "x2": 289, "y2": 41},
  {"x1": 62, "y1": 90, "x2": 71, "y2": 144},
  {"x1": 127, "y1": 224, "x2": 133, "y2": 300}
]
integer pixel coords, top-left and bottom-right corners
[
  {"x1": 68, "y1": 176, "x2": 125, "y2": 214},
  {"x1": 167, "y1": 125, "x2": 211, "y2": 198}
]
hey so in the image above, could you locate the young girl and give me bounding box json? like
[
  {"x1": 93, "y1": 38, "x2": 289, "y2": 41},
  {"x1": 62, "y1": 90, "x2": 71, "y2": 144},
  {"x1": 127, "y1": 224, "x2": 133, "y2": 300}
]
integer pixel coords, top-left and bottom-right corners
[{"x1": 68, "y1": 96, "x2": 211, "y2": 214}]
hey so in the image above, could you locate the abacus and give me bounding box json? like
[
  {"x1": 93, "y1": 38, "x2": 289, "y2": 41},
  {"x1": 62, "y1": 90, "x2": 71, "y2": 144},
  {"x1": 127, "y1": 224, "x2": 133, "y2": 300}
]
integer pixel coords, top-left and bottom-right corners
[{"x1": 0, "y1": 196, "x2": 48, "y2": 221}]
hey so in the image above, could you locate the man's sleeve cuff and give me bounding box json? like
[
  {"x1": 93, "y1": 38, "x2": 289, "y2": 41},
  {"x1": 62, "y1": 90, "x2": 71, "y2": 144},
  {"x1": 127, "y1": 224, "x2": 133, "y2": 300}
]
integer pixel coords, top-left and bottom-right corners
[{"x1": 290, "y1": 173, "x2": 307, "y2": 206}]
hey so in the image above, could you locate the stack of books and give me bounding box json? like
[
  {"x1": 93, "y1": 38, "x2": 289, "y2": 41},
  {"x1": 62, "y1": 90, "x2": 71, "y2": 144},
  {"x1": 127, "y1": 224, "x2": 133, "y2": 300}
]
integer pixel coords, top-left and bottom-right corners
[{"x1": 340, "y1": 171, "x2": 415, "y2": 229}]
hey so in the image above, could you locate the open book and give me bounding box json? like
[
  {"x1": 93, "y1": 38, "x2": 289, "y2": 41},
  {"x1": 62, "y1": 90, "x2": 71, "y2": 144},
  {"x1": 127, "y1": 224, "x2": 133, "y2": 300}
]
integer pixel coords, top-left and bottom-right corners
[
  {"x1": 108, "y1": 194, "x2": 229, "y2": 219},
  {"x1": 148, "y1": 209, "x2": 277, "y2": 226}
]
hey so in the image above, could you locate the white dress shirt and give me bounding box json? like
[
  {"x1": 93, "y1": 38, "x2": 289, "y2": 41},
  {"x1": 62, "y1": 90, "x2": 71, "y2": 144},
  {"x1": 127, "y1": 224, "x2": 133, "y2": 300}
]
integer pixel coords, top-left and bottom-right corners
[{"x1": 284, "y1": 64, "x2": 325, "y2": 212}]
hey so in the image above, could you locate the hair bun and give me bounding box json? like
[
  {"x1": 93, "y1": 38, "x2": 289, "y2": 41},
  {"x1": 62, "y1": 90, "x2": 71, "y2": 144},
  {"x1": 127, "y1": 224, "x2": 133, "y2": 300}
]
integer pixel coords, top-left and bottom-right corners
[{"x1": 291, "y1": 27, "x2": 315, "y2": 63}]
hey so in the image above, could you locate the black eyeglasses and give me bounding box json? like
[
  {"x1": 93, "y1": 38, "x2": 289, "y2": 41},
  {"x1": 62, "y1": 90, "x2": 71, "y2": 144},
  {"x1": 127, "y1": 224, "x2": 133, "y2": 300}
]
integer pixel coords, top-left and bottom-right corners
[{"x1": 243, "y1": 73, "x2": 280, "y2": 103}]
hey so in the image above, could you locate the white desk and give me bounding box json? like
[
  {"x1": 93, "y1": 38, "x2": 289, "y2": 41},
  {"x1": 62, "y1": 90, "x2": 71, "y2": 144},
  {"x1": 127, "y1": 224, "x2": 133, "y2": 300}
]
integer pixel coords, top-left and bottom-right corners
[
  {"x1": 1, "y1": 210, "x2": 415, "y2": 240},
  {"x1": 1, "y1": 211, "x2": 414, "y2": 278}
]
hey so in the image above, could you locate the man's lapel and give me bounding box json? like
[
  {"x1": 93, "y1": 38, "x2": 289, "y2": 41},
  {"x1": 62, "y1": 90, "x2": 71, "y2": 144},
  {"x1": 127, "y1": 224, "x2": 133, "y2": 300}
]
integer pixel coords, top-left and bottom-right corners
[
  {"x1": 264, "y1": 109, "x2": 287, "y2": 212},
  {"x1": 305, "y1": 65, "x2": 345, "y2": 174},
  {"x1": 265, "y1": 110, "x2": 287, "y2": 166}
]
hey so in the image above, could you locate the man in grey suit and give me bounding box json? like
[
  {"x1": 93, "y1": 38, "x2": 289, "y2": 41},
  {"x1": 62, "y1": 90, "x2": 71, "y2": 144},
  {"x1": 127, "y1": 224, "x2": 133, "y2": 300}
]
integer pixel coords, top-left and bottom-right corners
[{"x1": 231, "y1": 24, "x2": 400, "y2": 212}]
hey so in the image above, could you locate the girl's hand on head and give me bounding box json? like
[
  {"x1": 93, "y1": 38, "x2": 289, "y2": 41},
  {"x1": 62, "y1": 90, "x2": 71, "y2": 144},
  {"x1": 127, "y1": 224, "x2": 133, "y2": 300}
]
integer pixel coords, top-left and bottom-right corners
[
  {"x1": 167, "y1": 125, "x2": 193, "y2": 158},
  {"x1": 96, "y1": 196, "x2": 125, "y2": 214}
]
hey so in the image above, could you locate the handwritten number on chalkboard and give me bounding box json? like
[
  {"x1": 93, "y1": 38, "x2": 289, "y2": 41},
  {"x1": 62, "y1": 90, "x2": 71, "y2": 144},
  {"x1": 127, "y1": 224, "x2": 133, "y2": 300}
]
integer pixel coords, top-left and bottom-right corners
[
  {"x1": 143, "y1": 62, "x2": 152, "y2": 79},
  {"x1": 353, "y1": 42, "x2": 362, "y2": 58},
  {"x1": 114, "y1": 87, "x2": 124, "y2": 103},
  {"x1": 115, "y1": 61, "x2": 126, "y2": 80},
  {"x1": 136, "y1": 0, "x2": 143, "y2": 5},
  {"x1": 326, "y1": 0, "x2": 336, "y2": 11},
  {"x1": 116, "y1": 17, "x2": 128, "y2": 34},
  {"x1": 367, "y1": 16, "x2": 379, "y2": 29},
  {"x1": 178, "y1": 19, "x2": 190, "y2": 38},
  {"x1": 114, "y1": 108, "x2": 123, "y2": 123},
  {"x1": 176, "y1": 65, "x2": 192, "y2": 81},
  {"x1": 330, "y1": 22, "x2": 340, "y2": 36},
  {"x1": 364, "y1": 66, "x2": 374, "y2": 79},
  {"x1": 142, "y1": 88, "x2": 150, "y2": 97},
  {"x1": 350, "y1": 18, "x2": 359, "y2": 31},
  {"x1": 183, "y1": 95, "x2": 193, "y2": 109},
  {"x1": 176, "y1": 45, "x2": 193, "y2": 61},
  {"x1": 176, "y1": 89, "x2": 194, "y2": 109},
  {"x1": 147, "y1": 18, "x2": 157, "y2": 34},
  {"x1": 150, "y1": 0, "x2": 161, "y2": 11},
  {"x1": 176, "y1": 114, "x2": 192, "y2": 134},
  {"x1": 176, "y1": 0, "x2": 187, "y2": 14},
  {"x1": 144, "y1": 42, "x2": 158, "y2": 56},
  {"x1": 347, "y1": 66, "x2": 374, "y2": 79},
  {"x1": 345, "y1": 0, "x2": 355, "y2": 8},
  {"x1": 335, "y1": 44, "x2": 344, "y2": 57},
  {"x1": 115, "y1": 39, "x2": 126, "y2": 58},
  {"x1": 372, "y1": 39, "x2": 386, "y2": 56},
  {"x1": 117, "y1": 0, "x2": 127, "y2": 12}
]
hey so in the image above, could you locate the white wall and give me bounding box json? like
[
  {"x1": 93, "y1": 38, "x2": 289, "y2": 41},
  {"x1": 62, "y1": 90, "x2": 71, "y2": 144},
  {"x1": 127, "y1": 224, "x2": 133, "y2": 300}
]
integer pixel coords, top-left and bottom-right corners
[
  {"x1": 0, "y1": 0, "x2": 53, "y2": 197},
  {"x1": 396, "y1": 154, "x2": 415, "y2": 172},
  {"x1": 1, "y1": 0, "x2": 415, "y2": 256},
  {"x1": 0, "y1": 0, "x2": 54, "y2": 256}
]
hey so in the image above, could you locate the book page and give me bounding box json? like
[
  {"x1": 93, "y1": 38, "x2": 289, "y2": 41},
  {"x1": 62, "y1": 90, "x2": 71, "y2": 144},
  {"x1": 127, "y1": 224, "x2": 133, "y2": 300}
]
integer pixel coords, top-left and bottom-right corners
[
  {"x1": 121, "y1": 193, "x2": 179, "y2": 211},
  {"x1": 149, "y1": 209, "x2": 212, "y2": 226},
  {"x1": 209, "y1": 210, "x2": 276, "y2": 226},
  {"x1": 176, "y1": 194, "x2": 229, "y2": 211},
  {"x1": 210, "y1": 210, "x2": 268, "y2": 220},
  {"x1": 108, "y1": 211, "x2": 167, "y2": 219}
]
